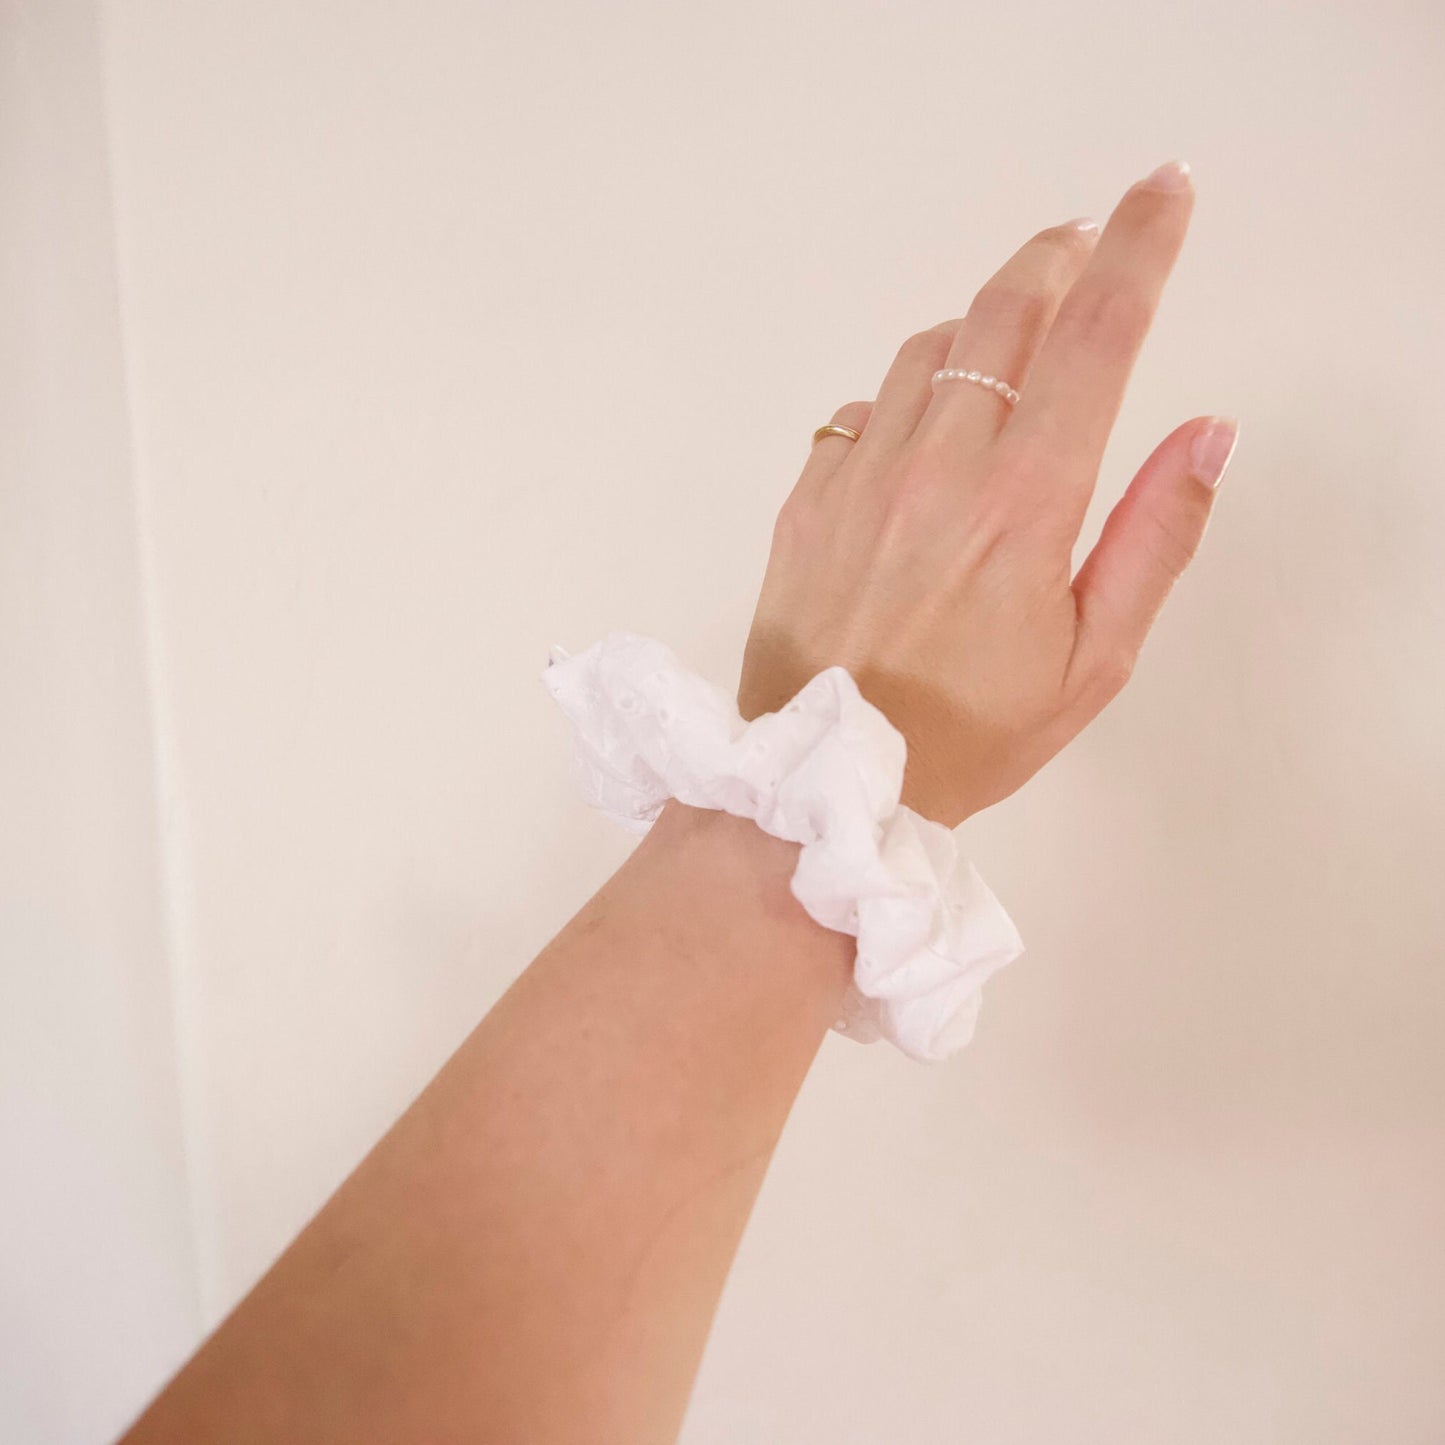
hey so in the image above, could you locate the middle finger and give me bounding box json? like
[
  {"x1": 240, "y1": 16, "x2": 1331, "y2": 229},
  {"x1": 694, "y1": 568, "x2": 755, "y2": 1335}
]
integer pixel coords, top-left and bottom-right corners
[{"x1": 999, "y1": 159, "x2": 1196, "y2": 526}]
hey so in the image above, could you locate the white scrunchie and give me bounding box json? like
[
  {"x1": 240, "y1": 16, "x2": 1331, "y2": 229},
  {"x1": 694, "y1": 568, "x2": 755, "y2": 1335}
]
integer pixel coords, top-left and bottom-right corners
[{"x1": 541, "y1": 631, "x2": 1024, "y2": 1063}]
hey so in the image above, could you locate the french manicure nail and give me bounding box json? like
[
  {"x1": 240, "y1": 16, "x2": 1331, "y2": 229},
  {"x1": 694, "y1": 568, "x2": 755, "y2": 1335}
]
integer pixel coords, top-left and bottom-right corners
[
  {"x1": 1141, "y1": 158, "x2": 1192, "y2": 191},
  {"x1": 1189, "y1": 416, "x2": 1239, "y2": 488},
  {"x1": 1067, "y1": 216, "x2": 1100, "y2": 234}
]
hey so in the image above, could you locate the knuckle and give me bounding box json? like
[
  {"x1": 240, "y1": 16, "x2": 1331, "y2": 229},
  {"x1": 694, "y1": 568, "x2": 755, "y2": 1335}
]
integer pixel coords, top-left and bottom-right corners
[
  {"x1": 1142, "y1": 503, "x2": 1201, "y2": 575},
  {"x1": 773, "y1": 491, "x2": 818, "y2": 544},
  {"x1": 963, "y1": 498, "x2": 1039, "y2": 568},
  {"x1": 1091, "y1": 648, "x2": 1136, "y2": 700},
  {"x1": 889, "y1": 451, "x2": 940, "y2": 505},
  {"x1": 830, "y1": 399, "x2": 873, "y2": 430},
  {"x1": 969, "y1": 281, "x2": 1053, "y2": 336},
  {"x1": 881, "y1": 455, "x2": 949, "y2": 525},
  {"x1": 1060, "y1": 285, "x2": 1152, "y2": 351},
  {"x1": 991, "y1": 431, "x2": 1059, "y2": 490},
  {"x1": 894, "y1": 432, "x2": 952, "y2": 490},
  {"x1": 898, "y1": 328, "x2": 950, "y2": 364}
]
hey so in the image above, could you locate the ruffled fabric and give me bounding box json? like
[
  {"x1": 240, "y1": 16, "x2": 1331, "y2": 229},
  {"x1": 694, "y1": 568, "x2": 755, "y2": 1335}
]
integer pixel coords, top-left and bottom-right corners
[{"x1": 541, "y1": 631, "x2": 1024, "y2": 1063}]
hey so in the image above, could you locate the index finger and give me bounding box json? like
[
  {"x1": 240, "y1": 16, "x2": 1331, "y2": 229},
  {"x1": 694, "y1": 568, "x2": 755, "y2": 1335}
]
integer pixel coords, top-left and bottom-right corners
[{"x1": 999, "y1": 159, "x2": 1196, "y2": 522}]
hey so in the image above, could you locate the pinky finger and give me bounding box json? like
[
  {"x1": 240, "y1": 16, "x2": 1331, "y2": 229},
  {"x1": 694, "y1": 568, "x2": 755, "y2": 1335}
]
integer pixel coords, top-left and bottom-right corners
[{"x1": 1065, "y1": 415, "x2": 1240, "y2": 708}]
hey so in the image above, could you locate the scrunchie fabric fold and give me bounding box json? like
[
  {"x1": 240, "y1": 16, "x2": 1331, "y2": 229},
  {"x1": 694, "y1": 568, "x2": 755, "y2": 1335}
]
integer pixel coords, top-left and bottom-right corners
[{"x1": 541, "y1": 631, "x2": 1024, "y2": 1063}]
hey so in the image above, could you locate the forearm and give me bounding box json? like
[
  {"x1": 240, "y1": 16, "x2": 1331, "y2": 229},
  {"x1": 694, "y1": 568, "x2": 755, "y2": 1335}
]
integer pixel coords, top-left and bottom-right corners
[{"x1": 120, "y1": 795, "x2": 854, "y2": 1445}]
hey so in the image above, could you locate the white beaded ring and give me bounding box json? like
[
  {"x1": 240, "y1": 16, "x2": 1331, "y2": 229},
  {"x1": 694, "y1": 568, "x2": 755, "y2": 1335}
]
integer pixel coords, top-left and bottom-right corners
[{"x1": 932, "y1": 368, "x2": 1021, "y2": 406}]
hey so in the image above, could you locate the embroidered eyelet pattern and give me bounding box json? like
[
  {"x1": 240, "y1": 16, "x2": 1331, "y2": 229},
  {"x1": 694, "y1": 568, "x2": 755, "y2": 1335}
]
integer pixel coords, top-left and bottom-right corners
[{"x1": 540, "y1": 630, "x2": 1025, "y2": 1062}]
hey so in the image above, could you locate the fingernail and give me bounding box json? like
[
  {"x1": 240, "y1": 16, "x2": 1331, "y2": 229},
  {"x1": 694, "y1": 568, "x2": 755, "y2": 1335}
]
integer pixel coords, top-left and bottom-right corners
[
  {"x1": 1066, "y1": 216, "x2": 1100, "y2": 234},
  {"x1": 1189, "y1": 416, "x2": 1239, "y2": 489},
  {"x1": 1140, "y1": 158, "x2": 1192, "y2": 191}
]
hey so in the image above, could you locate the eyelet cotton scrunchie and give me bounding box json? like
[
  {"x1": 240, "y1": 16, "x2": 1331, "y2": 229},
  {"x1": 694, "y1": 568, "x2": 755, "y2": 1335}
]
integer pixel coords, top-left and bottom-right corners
[{"x1": 541, "y1": 631, "x2": 1025, "y2": 1063}]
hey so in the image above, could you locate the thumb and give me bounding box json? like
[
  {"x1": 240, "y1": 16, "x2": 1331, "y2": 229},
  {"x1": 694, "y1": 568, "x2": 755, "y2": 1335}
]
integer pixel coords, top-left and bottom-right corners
[{"x1": 1066, "y1": 415, "x2": 1239, "y2": 701}]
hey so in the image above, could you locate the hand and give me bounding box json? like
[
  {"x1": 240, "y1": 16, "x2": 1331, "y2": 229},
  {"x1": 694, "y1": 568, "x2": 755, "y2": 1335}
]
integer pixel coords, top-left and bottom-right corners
[{"x1": 736, "y1": 159, "x2": 1238, "y2": 830}]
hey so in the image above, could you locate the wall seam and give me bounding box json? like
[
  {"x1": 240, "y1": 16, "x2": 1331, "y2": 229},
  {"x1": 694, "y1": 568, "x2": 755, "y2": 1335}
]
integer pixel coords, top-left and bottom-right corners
[{"x1": 92, "y1": 0, "x2": 220, "y2": 1331}]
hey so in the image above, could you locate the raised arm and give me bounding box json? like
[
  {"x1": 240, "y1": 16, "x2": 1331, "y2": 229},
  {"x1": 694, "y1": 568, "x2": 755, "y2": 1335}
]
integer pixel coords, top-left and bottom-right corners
[
  {"x1": 119, "y1": 796, "x2": 850, "y2": 1445},
  {"x1": 119, "y1": 157, "x2": 1235, "y2": 1445}
]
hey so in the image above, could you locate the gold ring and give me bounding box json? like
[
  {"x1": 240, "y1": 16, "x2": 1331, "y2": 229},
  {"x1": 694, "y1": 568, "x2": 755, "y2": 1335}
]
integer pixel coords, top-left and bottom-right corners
[{"x1": 812, "y1": 423, "x2": 862, "y2": 445}]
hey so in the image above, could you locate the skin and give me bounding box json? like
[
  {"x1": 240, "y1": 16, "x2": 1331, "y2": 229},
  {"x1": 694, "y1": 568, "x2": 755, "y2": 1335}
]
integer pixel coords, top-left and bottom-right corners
[{"x1": 118, "y1": 159, "x2": 1236, "y2": 1445}]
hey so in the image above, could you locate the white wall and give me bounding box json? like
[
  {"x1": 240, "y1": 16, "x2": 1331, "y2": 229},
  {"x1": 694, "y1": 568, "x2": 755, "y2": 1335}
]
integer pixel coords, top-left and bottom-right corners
[
  {"x1": 5, "y1": 0, "x2": 1444, "y2": 1440},
  {"x1": 0, "y1": 4, "x2": 198, "y2": 1444}
]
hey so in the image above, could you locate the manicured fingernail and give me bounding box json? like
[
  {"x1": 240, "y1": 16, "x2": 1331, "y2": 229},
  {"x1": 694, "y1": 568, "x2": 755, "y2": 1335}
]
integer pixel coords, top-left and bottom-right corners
[
  {"x1": 1189, "y1": 416, "x2": 1239, "y2": 488},
  {"x1": 1066, "y1": 216, "x2": 1100, "y2": 234},
  {"x1": 1141, "y1": 158, "x2": 1192, "y2": 191}
]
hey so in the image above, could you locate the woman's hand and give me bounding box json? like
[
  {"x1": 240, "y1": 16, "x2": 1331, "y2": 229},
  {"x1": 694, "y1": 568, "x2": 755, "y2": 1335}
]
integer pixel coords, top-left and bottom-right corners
[{"x1": 737, "y1": 159, "x2": 1238, "y2": 830}]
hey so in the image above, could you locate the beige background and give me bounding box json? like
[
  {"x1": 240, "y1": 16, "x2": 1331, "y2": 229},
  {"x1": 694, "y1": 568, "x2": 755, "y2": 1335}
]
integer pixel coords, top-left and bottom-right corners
[{"x1": 4, "y1": 1, "x2": 1443, "y2": 1441}]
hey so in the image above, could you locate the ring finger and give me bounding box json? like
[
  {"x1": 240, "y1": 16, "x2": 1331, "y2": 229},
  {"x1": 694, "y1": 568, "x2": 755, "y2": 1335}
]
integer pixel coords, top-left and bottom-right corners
[
  {"x1": 794, "y1": 398, "x2": 875, "y2": 502},
  {"x1": 909, "y1": 217, "x2": 1100, "y2": 464}
]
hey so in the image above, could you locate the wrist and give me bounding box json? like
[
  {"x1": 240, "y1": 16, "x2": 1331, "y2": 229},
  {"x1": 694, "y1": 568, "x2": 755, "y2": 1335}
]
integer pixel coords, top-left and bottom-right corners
[
  {"x1": 646, "y1": 797, "x2": 803, "y2": 887},
  {"x1": 636, "y1": 798, "x2": 855, "y2": 998}
]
